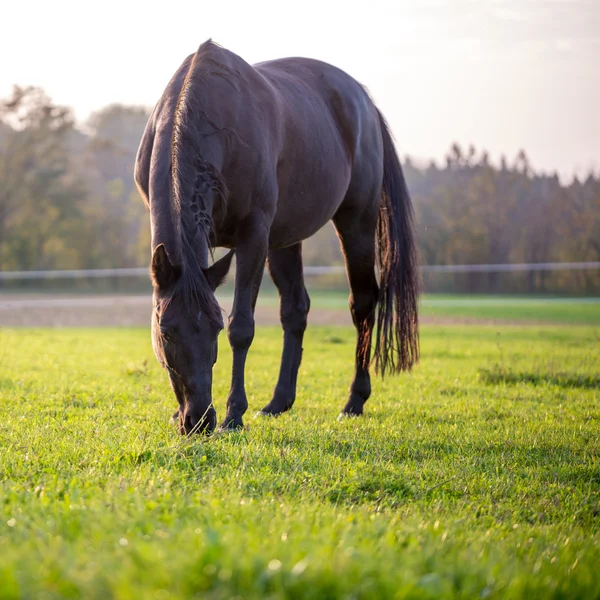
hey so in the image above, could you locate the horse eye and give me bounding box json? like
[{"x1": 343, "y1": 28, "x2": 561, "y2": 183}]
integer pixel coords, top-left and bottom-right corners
[{"x1": 160, "y1": 325, "x2": 175, "y2": 343}]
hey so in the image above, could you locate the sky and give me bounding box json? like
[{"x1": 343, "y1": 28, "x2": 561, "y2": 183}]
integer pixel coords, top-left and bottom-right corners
[{"x1": 2, "y1": 0, "x2": 599, "y2": 179}]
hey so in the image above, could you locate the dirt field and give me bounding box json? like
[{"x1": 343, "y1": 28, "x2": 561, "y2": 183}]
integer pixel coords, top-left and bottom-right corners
[{"x1": 0, "y1": 293, "x2": 550, "y2": 327}]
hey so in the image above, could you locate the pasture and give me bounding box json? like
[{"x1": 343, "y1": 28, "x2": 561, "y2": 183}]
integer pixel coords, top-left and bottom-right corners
[
  {"x1": 269, "y1": 292, "x2": 600, "y2": 325},
  {"x1": 0, "y1": 314, "x2": 599, "y2": 597}
]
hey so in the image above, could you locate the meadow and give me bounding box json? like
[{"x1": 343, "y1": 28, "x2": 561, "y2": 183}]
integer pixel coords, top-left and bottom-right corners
[
  {"x1": 281, "y1": 291, "x2": 600, "y2": 325},
  {"x1": 0, "y1": 318, "x2": 599, "y2": 598}
]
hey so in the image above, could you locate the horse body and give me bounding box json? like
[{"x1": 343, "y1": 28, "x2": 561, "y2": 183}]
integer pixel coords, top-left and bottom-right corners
[
  {"x1": 256, "y1": 57, "x2": 372, "y2": 247},
  {"x1": 135, "y1": 40, "x2": 419, "y2": 433}
]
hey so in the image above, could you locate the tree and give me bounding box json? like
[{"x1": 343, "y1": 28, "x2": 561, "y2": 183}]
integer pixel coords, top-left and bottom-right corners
[
  {"x1": 75, "y1": 104, "x2": 151, "y2": 268},
  {"x1": 0, "y1": 86, "x2": 87, "y2": 270}
]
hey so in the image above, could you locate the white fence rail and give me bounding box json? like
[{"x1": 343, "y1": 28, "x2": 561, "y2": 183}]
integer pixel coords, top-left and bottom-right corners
[
  {"x1": 0, "y1": 268, "x2": 149, "y2": 281},
  {"x1": 0, "y1": 262, "x2": 599, "y2": 281}
]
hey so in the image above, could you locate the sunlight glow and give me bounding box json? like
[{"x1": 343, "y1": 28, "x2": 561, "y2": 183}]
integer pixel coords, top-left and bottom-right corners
[{"x1": 1, "y1": 0, "x2": 599, "y2": 177}]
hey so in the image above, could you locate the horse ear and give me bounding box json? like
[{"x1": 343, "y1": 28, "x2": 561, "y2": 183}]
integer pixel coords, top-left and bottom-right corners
[
  {"x1": 151, "y1": 244, "x2": 180, "y2": 289},
  {"x1": 204, "y1": 249, "x2": 235, "y2": 291}
]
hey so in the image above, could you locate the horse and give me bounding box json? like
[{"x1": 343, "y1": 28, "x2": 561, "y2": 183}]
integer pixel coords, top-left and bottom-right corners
[{"x1": 134, "y1": 40, "x2": 419, "y2": 434}]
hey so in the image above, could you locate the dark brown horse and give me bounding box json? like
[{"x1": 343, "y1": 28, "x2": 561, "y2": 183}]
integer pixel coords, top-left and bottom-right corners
[{"x1": 135, "y1": 40, "x2": 419, "y2": 434}]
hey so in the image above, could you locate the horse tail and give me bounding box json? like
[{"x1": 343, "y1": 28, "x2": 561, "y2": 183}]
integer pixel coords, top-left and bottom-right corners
[{"x1": 373, "y1": 109, "x2": 420, "y2": 376}]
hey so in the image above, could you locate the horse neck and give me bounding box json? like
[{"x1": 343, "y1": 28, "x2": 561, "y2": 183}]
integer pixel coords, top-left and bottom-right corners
[{"x1": 147, "y1": 165, "x2": 181, "y2": 260}]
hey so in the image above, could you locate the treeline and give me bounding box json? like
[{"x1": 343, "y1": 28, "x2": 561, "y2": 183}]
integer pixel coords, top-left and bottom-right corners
[
  {"x1": 405, "y1": 146, "x2": 600, "y2": 294},
  {"x1": 0, "y1": 86, "x2": 150, "y2": 272},
  {"x1": 0, "y1": 86, "x2": 598, "y2": 294}
]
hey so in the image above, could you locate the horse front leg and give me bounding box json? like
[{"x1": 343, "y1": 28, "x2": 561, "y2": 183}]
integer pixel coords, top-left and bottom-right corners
[
  {"x1": 220, "y1": 211, "x2": 270, "y2": 430},
  {"x1": 259, "y1": 243, "x2": 310, "y2": 416}
]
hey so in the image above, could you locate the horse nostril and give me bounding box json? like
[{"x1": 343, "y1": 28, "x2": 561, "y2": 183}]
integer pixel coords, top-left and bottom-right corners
[
  {"x1": 188, "y1": 412, "x2": 199, "y2": 428},
  {"x1": 181, "y1": 405, "x2": 216, "y2": 435}
]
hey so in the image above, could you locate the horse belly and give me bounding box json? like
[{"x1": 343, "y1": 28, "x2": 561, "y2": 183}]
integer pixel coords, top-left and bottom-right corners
[{"x1": 268, "y1": 160, "x2": 350, "y2": 248}]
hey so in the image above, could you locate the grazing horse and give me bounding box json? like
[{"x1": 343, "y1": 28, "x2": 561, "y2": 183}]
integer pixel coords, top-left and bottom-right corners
[{"x1": 134, "y1": 40, "x2": 419, "y2": 434}]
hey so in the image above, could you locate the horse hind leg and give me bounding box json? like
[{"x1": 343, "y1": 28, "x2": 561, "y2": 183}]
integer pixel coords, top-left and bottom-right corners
[
  {"x1": 333, "y1": 208, "x2": 379, "y2": 416},
  {"x1": 259, "y1": 243, "x2": 310, "y2": 416}
]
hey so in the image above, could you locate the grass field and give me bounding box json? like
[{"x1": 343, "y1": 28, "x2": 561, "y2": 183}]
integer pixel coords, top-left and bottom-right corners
[
  {"x1": 0, "y1": 321, "x2": 599, "y2": 598},
  {"x1": 419, "y1": 295, "x2": 600, "y2": 324},
  {"x1": 246, "y1": 290, "x2": 600, "y2": 325},
  {"x1": 294, "y1": 292, "x2": 600, "y2": 325}
]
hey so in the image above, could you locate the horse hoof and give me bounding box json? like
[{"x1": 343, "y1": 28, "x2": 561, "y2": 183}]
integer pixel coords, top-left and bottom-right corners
[
  {"x1": 218, "y1": 417, "x2": 244, "y2": 431},
  {"x1": 337, "y1": 411, "x2": 362, "y2": 421},
  {"x1": 256, "y1": 401, "x2": 293, "y2": 418},
  {"x1": 254, "y1": 410, "x2": 279, "y2": 419},
  {"x1": 215, "y1": 425, "x2": 244, "y2": 436}
]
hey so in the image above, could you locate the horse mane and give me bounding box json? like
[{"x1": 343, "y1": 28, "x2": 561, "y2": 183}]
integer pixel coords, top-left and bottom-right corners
[{"x1": 165, "y1": 39, "x2": 231, "y2": 327}]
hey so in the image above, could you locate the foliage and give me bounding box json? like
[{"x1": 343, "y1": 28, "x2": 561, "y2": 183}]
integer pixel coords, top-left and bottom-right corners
[
  {"x1": 404, "y1": 148, "x2": 600, "y2": 293},
  {"x1": 78, "y1": 104, "x2": 152, "y2": 268},
  {"x1": 0, "y1": 86, "x2": 87, "y2": 270},
  {"x1": 0, "y1": 324, "x2": 599, "y2": 598},
  {"x1": 0, "y1": 88, "x2": 150, "y2": 273}
]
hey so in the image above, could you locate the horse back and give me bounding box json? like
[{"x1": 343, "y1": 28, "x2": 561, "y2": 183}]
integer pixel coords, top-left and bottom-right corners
[
  {"x1": 255, "y1": 57, "x2": 382, "y2": 246},
  {"x1": 136, "y1": 42, "x2": 383, "y2": 251}
]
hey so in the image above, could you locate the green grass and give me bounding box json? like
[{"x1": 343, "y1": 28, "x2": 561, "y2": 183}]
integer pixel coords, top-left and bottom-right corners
[
  {"x1": 419, "y1": 295, "x2": 600, "y2": 324},
  {"x1": 251, "y1": 290, "x2": 600, "y2": 324},
  {"x1": 0, "y1": 324, "x2": 599, "y2": 599}
]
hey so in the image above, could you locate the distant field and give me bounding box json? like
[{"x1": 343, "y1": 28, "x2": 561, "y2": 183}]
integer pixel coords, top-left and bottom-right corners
[
  {"x1": 0, "y1": 325, "x2": 599, "y2": 598},
  {"x1": 419, "y1": 294, "x2": 600, "y2": 324},
  {"x1": 255, "y1": 291, "x2": 600, "y2": 325},
  {"x1": 306, "y1": 292, "x2": 600, "y2": 324},
  {"x1": 1, "y1": 291, "x2": 599, "y2": 327}
]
